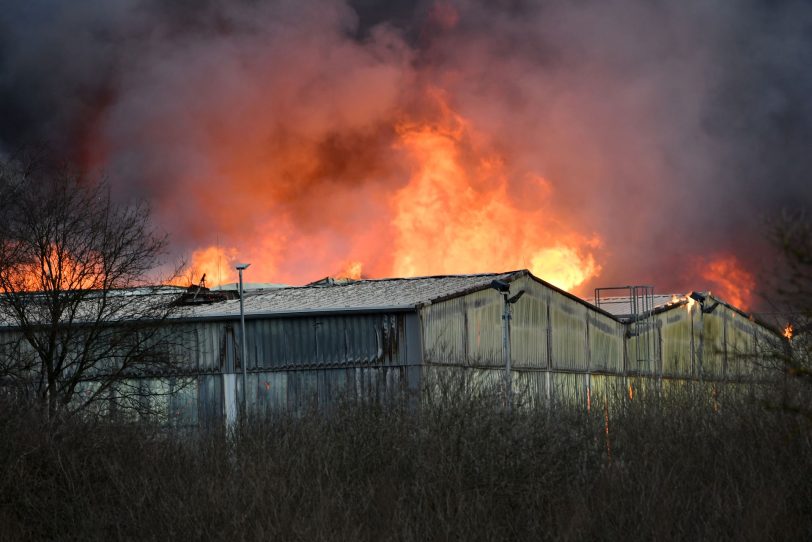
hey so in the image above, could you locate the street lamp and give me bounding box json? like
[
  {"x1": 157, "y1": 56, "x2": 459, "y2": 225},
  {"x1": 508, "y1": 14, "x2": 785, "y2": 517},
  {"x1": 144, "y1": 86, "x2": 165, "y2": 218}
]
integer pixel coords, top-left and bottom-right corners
[
  {"x1": 236, "y1": 263, "x2": 250, "y2": 419},
  {"x1": 490, "y1": 280, "x2": 525, "y2": 412}
]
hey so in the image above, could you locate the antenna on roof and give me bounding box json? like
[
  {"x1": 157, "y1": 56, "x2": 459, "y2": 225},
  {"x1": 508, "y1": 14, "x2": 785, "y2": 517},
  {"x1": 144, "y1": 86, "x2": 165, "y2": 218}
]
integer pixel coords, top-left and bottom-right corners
[{"x1": 192, "y1": 273, "x2": 207, "y2": 301}]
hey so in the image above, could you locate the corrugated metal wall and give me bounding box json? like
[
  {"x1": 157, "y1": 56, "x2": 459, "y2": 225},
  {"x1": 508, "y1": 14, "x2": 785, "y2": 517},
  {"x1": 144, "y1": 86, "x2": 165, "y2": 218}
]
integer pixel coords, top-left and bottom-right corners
[
  {"x1": 420, "y1": 279, "x2": 776, "y2": 409},
  {"x1": 421, "y1": 275, "x2": 623, "y2": 372},
  {"x1": 588, "y1": 314, "x2": 625, "y2": 373},
  {"x1": 657, "y1": 305, "x2": 693, "y2": 377},
  {"x1": 27, "y1": 313, "x2": 418, "y2": 427},
  {"x1": 192, "y1": 312, "x2": 417, "y2": 424},
  {"x1": 195, "y1": 313, "x2": 408, "y2": 371},
  {"x1": 645, "y1": 299, "x2": 773, "y2": 384},
  {"x1": 0, "y1": 284, "x2": 781, "y2": 426},
  {"x1": 702, "y1": 307, "x2": 726, "y2": 378},
  {"x1": 420, "y1": 275, "x2": 628, "y2": 407}
]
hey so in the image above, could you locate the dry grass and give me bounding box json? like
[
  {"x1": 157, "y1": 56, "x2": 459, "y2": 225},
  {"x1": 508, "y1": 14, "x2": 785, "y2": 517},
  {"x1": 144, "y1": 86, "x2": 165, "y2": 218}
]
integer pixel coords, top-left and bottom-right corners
[{"x1": 0, "y1": 386, "x2": 810, "y2": 541}]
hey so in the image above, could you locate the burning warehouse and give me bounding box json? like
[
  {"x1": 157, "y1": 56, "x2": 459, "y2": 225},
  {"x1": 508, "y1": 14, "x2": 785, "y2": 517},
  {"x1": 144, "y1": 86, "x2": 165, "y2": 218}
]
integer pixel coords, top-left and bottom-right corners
[
  {"x1": 187, "y1": 270, "x2": 777, "y2": 426},
  {"x1": 0, "y1": 269, "x2": 774, "y2": 427},
  {"x1": 0, "y1": 3, "x2": 808, "y2": 431}
]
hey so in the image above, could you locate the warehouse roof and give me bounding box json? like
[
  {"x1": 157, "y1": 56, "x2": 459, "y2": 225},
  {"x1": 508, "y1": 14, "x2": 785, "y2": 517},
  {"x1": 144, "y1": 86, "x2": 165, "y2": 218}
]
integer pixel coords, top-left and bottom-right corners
[{"x1": 188, "y1": 271, "x2": 523, "y2": 319}]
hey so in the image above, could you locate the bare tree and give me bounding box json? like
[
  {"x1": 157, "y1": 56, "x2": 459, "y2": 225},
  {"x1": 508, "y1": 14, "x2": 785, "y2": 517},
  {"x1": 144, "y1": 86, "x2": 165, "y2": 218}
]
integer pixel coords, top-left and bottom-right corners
[
  {"x1": 0, "y1": 157, "x2": 189, "y2": 421},
  {"x1": 765, "y1": 210, "x2": 812, "y2": 419}
]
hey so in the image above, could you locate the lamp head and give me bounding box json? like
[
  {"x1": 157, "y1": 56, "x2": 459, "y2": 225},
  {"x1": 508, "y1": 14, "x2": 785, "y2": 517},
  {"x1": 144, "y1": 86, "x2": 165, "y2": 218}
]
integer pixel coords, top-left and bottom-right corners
[
  {"x1": 235, "y1": 263, "x2": 251, "y2": 271},
  {"x1": 508, "y1": 290, "x2": 525, "y2": 304}
]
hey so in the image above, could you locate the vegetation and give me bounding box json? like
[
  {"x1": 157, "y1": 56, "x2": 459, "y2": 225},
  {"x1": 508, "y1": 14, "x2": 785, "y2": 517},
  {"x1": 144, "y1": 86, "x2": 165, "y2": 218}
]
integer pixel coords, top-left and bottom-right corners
[
  {"x1": 0, "y1": 156, "x2": 184, "y2": 420},
  {"x1": 767, "y1": 211, "x2": 812, "y2": 420},
  {"x1": 0, "y1": 163, "x2": 808, "y2": 540},
  {"x1": 0, "y1": 386, "x2": 809, "y2": 541}
]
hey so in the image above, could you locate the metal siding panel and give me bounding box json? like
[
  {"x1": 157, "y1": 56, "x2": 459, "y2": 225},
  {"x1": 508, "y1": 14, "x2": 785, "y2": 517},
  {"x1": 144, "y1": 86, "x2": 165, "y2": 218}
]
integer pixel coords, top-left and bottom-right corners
[
  {"x1": 272, "y1": 371, "x2": 287, "y2": 412},
  {"x1": 276, "y1": 319, "x2": 288, "y2": 368},
  {"x1": 550, "y1": 292, "x2": 588, "y2": 371},
  {"x1": 293, "y1": 319, "x2": 306, "y2": 366},
  {"x1": 197, "y1": 373, "x2": 221, "y2": 427},
  {"x1": 285, "y1": 320, "x2": 298, "y2": 366},
  {"x1": 626, "y1": 327, "x2": 658, "y2": 375},
  {"x1": 328, "y1": 318, "x2": 341, "y2": 365},
  {"x1": 422, "y1": 297, "x2": 467, "y2": 365},
  {"x1": 510, "y1": 276, "x2": 549, "y2": 369},
  {"x1": 256, "y1": 319, "x2": 269, "y2": 368},
  {"x1": 702, "y1": 312, "x2": 725, "y2": 378},
  {"x1": 587, "y1": 314, "x2": 624, "y2": 373},
  {"x1": 349, "y1": 318, "x2": 359, "y2": 364},
  {"x1": 463, "y1": 290, "x2": 502, "y2": 366},
  {"x1": 660, "y1": 309, "x2": 693, "y2": 377},
  {"x1": 358, "y1": 316, "x2": 369, "y2": 364},
  {"x1": 196, "y1": 314, "x2": 410, "y2": 372},
  {"x1": 197, "y1": 323, "x2": 215, "y2": 371},
  {"x1": 168, "y1": 377, "x2": 198, "y2": 427},
  {"x1": 265, "y1": 319, "x2": 276, "y2": 368}
]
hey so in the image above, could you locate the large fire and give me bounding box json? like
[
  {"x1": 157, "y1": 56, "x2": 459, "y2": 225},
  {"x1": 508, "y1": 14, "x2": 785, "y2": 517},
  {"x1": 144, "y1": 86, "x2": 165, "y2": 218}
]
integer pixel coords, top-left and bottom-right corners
[
  {"x1": 185, "y1": 92, "x2": 602, "y2": 293},
  {"x1": 389, "y1": 93, "x2": 600, "y2": 290},
  {"x1": 61, "y1": 3, "x2": 762, "y2": 303},
  {"x1": 1, "y1": 0, "x2": 788, "y2": 311}
]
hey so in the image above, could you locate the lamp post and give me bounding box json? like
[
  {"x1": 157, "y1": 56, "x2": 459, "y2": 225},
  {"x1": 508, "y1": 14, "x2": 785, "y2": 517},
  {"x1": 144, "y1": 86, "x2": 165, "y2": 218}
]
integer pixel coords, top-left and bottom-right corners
[
  {"x1": 490, "y1": 280, "x2": 525, "y2": 412},
  {"x1": 236, "y1": 263, "x2": 250, "y2": 420}
]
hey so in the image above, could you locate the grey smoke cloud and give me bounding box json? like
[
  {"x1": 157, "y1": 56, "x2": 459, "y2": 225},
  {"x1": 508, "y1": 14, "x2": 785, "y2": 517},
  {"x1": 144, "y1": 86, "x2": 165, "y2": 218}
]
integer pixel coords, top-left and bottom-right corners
[
  {"x1": 418, "y1": 0, "x2": 812, "y2": 290},
  {"x1": 0, "y1": 0, "x2": 810, "y2": 298}
]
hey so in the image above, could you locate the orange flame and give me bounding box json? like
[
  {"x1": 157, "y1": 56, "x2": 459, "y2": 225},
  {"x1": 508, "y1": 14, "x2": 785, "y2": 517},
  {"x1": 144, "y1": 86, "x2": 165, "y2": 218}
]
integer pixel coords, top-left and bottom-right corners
[
  {"x1": 390, "y1": 92, "x2": 601, "y2": 292},
  {"x1": 700, "y1": 255, "x2": 755, "y2": 309},
  {"x1": 164, "y1": 90, "x2": 602, "y2": 291},
  {"x1": 337, "y1": 261, "x2": 363, "y2": 280},
  {"x1": 3, "y1": 244, "x2": 103, "y2": 292},
  {"x1": 180, "y1": 245, "x2": 239, "y2": 286},
  {"x1": 783, "y1": 323, "x2": 793, "y2": 341}
]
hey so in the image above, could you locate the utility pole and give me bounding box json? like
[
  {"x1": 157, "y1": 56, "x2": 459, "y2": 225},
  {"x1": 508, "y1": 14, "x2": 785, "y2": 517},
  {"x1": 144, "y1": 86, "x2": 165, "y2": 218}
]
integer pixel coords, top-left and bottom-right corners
[
  {"x1": 236, "y1": 263, "x2": 251, "y2": 421},
  {"x1": 490, "y1": 280, "x2": 525, "y2": 413}
]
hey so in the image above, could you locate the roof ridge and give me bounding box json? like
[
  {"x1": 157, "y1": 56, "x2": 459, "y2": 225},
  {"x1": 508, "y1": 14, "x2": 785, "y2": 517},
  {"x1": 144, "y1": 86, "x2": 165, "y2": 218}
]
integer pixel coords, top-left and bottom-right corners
[
  {"x1": 190, "y1": 270, "x2": 530, "y2": 317},
  {"x1": 263, "y1": 270, "x2": 527, "y2": 293}
]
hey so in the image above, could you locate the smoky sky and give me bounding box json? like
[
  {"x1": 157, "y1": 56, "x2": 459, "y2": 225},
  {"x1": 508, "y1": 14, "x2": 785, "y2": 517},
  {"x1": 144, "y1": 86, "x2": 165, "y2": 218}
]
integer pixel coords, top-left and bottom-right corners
[{"x1": 1, "y1": 0, "x2": 811, "y2": 297}]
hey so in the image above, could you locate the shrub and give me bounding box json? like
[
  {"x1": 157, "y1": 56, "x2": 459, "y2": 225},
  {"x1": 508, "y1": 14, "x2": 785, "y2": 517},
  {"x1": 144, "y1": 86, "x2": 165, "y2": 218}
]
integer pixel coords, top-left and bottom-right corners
[{"x1": 0, "y1": 388, "x2": 810, "y2": 541}]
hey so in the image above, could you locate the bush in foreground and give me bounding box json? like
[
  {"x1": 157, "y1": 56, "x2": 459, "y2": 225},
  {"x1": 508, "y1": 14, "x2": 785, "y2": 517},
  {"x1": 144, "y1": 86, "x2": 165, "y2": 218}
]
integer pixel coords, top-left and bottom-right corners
[{"x1": 0, "y1": 389, "x2": 810, "y2": 541}]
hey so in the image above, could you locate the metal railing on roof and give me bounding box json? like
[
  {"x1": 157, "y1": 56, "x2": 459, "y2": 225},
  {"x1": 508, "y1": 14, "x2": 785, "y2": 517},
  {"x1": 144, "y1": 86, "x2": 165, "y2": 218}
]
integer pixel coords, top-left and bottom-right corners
[{"x1": 594, "y1": 286, "x2": 657, "y2": 368}]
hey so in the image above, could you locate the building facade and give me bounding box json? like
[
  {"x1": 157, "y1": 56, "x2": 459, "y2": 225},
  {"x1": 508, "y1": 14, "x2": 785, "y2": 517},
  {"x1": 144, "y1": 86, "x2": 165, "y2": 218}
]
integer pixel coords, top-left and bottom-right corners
[{"x1": 0, "y1": 270, "x2": 782, "y2": 426}]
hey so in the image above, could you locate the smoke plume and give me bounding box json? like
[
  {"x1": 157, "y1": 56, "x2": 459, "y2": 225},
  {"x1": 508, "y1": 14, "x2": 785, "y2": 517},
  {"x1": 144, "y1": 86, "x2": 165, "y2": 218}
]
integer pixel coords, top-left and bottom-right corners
[{"x1": 2, "y1": 0, "x2": 811, "y2": 307}]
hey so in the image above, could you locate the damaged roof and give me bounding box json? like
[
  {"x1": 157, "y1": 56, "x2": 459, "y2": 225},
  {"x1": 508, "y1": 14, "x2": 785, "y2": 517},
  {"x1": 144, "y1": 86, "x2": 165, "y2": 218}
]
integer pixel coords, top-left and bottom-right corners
[{"x1": 188, "y1": 271, "x2": 522, "y2": 319}]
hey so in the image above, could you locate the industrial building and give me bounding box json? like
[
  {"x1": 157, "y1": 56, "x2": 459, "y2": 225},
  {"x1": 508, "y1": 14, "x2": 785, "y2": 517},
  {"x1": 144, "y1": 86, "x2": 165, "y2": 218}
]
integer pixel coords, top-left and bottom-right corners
[
  {"x1": 146, "y1": 269, "x2": 777, "y2": 427},
  {"x1": 0, "y1": 270, "x2": 781, "y2": 426}
]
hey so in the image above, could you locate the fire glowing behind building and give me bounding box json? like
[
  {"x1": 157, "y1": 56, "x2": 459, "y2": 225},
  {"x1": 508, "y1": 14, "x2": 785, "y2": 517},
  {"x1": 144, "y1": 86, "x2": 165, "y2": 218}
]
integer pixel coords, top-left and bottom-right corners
[
  {"x1": 180, "y1": 87, "x2": 602, "y2": 293},
  {"x1": 2, "y1": 0, "x2": 811, "y2": 302}
]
